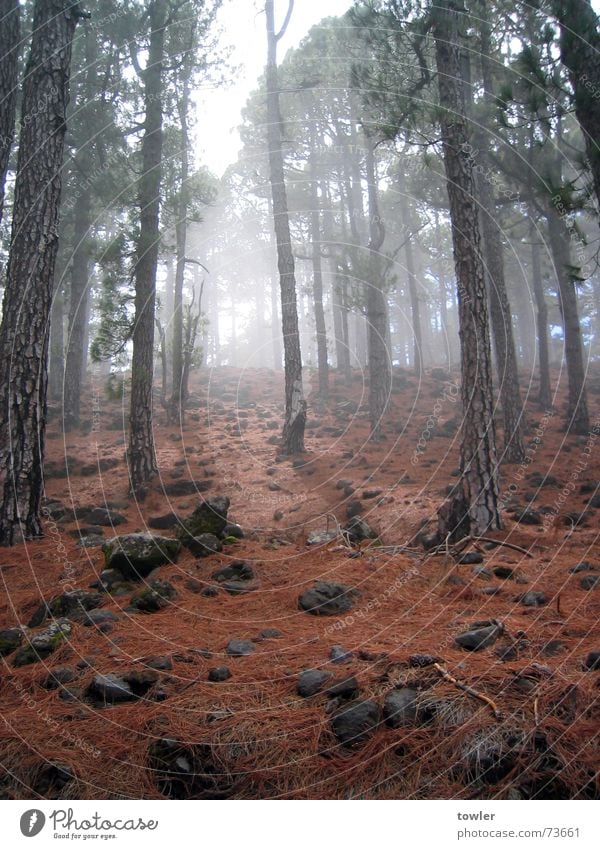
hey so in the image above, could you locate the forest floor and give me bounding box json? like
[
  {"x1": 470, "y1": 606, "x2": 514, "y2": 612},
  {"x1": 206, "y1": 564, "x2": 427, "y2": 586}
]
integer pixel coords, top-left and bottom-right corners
[{"x1": 0, "y1": 365, "x2": 599, "y2": 799}]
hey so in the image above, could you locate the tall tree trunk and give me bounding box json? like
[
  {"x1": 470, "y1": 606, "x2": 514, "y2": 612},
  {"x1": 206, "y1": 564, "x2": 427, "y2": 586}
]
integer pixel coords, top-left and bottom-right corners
[
  {"x1": 0, "y1": 0, "x2": 19, "y2": 225},
  {"x1": 265, "y1": 0, "x2": 306, "y2": 453},
  {"x1": 170, "y1": 54, "x2": 193, "y2": 422},
  {"x1": 0, "y1": 0, "x2": 82, "y2": 545},
  {"x1": 546, "y1": 204, "x2": 589, "y2": 433},
  {"x1": 128, "y1": 0, "x2": 165, "y2": 495},
  {"x1": 364, "y1": 134, "x2": 390, "y2": 440},
  {"x1": 475, "y1": 0, "x2": 525, "y2": 462},
  {"x1": 64, "y1": 25, "x2": 96, "y2": 431},
  {"x1": 49, "y1": 277, "x2": 65, "y2": 403},
  {"x1": 398, "y1": 194, "x2": 422, "y2": 376},
  {"x1": 529, "y1": 220, "x2": 552, "y2": 408},
  {"x1": 433, "y1": 0, "x2": 501, "y2": 538},
  {"x1": 552, "y1": 0, "x2": 600, "y2": 216},
  {"x1": 309, "y1": 149, "x2": 329, "y2": 400}
]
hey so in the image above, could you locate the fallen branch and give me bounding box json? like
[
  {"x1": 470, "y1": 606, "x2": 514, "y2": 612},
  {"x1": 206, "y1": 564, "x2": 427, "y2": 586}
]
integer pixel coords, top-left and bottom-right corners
[
  {"x1": 433, "y1": 662, "x2": 503, "y2": 720},
  {"x1": 473, "y1": 536, "x2": 534, "y2": 558}
]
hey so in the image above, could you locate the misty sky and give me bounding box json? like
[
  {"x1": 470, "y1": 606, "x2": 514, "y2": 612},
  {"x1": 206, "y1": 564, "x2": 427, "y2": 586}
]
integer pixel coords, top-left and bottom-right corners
[{"x1": 196, "y1": 0, "x2": 352, "y2": 175}]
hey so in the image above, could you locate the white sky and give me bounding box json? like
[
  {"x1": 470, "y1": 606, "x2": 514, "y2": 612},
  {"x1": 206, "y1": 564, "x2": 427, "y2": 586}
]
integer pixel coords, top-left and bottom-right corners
[{"x1": 195, "y1": 0, "x2": 352, "y2": 176}]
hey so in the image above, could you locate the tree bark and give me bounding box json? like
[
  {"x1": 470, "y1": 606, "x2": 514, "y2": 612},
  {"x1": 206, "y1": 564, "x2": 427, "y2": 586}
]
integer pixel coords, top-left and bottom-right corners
[
  {"x1": 546, "y1": 204, "x2": 589, "y2": 433},
  {"x1": 309, "y1": 148, "x2": 329, "y2": 399},
  {"x1": 552, "y1": 0, "x2": 600, "y2": 217},
  {"x1": 0, "y1": 0, "x2": 82, "y2": 545},
  {"x1": 128, "y1": 0, "x2": 166, "y2": 495},
  {"x1": 364, "y1": 134, "x2": 390, "y2": 440},
  {"x1": 433, "y1": 0, "x2": 501, "y2": 538},
  {"x1": 265, "y1": 0, "x2": 306, "y2": 453},
  {"x1": 529, "y1": 220, "x2": 552, "y2": 408},
  {"x1": 0, "y1": 0, "x2": 19, "y2": 225},
  {"x1": 398, "y1": 193, "x2": 423, "y2": 376}
]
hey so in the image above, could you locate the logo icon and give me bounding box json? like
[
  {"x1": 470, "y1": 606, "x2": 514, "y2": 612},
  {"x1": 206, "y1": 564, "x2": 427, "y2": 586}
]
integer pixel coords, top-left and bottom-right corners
[{"x1": 20, "y1": 810, "x2": 46, "y2": 837}]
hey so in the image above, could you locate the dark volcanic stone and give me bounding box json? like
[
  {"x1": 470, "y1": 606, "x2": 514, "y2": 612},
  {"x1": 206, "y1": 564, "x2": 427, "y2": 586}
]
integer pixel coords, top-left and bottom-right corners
[
  {"x1": 82, "y1": 609, "x2": 119, "y2": 627},
  {"x1": 346, "y1": 500, "x2": 363, "y2": 519},
  {"x1": 331, "y1": 700, "x2": 381, "y2": 746},
  {"x1": 569, "y1": 561, "x2": 596, "y2": 573},
  {"x1": 329, "y1": 645, "x2": 352, "y2": 663},
  {"x1": 343, "y1": 517, "x2": 377, "y2": 543},
  {"x1": 297, "y1": 669, "x2": 331, "y2": 697},
  {"x1": 176, "y1": 496, "x2": 231, "y2": 540},
  {"x1": 148, "y1": 513, "x2": 180, "y2": 530},
  {"x1": 383, "y1": 688, "x2": 418, "y2": 727},
  {"x1": 130, "y1": 580, "x2": 176, "y2": 613},
  {"x1": 408, "y1": 654, "x2": 439, "y2": 668},
  {"x1": 12, "y1": 620, "x2": 72, "y2": 667},
  {"x1": 223, "y1": 523, "x2": 244, "y2": 539},
  {"x1": 298, "y1": 581, "x2": 358, "y2": 616},
  {"x1": 493, "y1": 566, "x2": 515, "y2": 580},
  {"x1": 455, "y1": 622, "x2": 503, "y2": 652},
  {"x1": 519, "y1": 591, "x2": 547, "y2": 607},
  {"x1": 583, "y1": 651, "x2": 600, "y2": 671},
  {"x1": 515, "y1": 508, "x2": 543, "y2": 526},
  {"x1": 182, "y1": 533, "x2": 222, "y2": 558},
  {"x1": 86, "y1": 508, "x2": 126, "y2": 526},
  {"x1": 103, "y1": 534, "x2": 181, "y2": 580},
  {"x1": 208, "y1": 666, "x2": 231, "y2": 682},
  {"x1": 88, "y1": 673, "x2": 136, "y2": 703},
  {"x1": 211, "y1": 561, "x2": 254, "y2": 583},
  {"x1": 226, "y1": 639, "x2": 256, "y2": 657},
  {"x1": 580, "y1": 575, "x2": 600, "y2": 590},
  {"x1": 258, "y1": 628, "x2": 282, "y2": 640},
  {"x1": 28, "y1": 590, "x2": 103, "y2": 627},
  {"x1": 326, "y1": 676, "x2": 359, "y2": 700},
  {"x1": 162, "y1": 480, "x2": 212, "y2": 497},
  {"x1": 458, "y1": 551, "x2": 484, "y2": 565},
  {"x1": 0, "y1": 627, "x2": 23, "y2": 656},
  {"x1": 41, "y1": 666, "x2": 78, "y2": 690}
]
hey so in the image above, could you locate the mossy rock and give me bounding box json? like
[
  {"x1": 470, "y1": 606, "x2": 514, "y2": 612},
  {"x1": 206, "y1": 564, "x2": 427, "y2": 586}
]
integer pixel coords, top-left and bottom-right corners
[
  {"x1": 28, "y1": 590, "x2": 104, "y2": 627},
  {"x1": 102, "y1": 534, "x2": 181, "y2": 580},
  {"x1": 130, "y1": 580, "x2": 176, "y2": 613},
  {"x1": 12, "y1": 620, "x2": 72, "y2": 667},
  {"x1": 176, "y1": 496, "x2": 230, "y2": 542},
  {"x1": 0, "y1": 628, "x2": 24, "y2": 657}
]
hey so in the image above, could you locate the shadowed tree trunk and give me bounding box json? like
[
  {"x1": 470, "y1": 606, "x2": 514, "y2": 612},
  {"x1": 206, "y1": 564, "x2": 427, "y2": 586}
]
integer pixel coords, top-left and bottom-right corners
[
  {"x1": 433, "y1": 0, "x2": 501, "y2": 538},
  {"x1": 398, "y1": 193, "x2": 422, "y2": 377},
  {"x1": 552, "y1": 0, "x2": 600, "y2": 216},
  {"x1": 309, "y1": 147, "x2": 329, "y2": 400},
  {"x1": 265, "y1": 0, "x2": 306, "y2": 453},
  {"x1": 0, "y1": 0, "x2": 19, "y2": 225},
  {"x1": 128, "y1": 0, "x2": 166, "y2": 495},
  {"x1": 0, "y1": 0, "x2": 83, "y2": 545},
  {"x1": 546, "y1": 203, "x2": 589, "y2": 433},
  {"x1": 364, "y1": 133, "x2": 390, "y2": 440},
  {"x1": 529, "y1": 220, "x2": 552, "y2": 408}
]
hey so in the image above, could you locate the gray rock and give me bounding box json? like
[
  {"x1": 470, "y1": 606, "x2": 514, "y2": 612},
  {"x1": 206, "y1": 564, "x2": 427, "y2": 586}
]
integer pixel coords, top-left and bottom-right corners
[
  {"x1": 223, "y1": 580, "x2": 256, "y2": 595},
  {"x1": 298, "y1": 581, "x2": 358, "y2": 616},
  {"x1": 346, "y1": 500, "x2": 363, "y2": 519},
  {"x1": 580, "y1": 575, "x2": 600, "y2": 590},
  {"x1": 519, "y1": 591, "x2": 547, "y2": 607},
  {"x1": 515, "y1": 508, "x2": 542, "y2": 526},
  {"x1": 569, "y1": 560, "x2": 596, "y2": 573},
  {"x1": 83, "y1": 609, "x2": 119, "y2": 627},
  {"x1": 28, "y1": 590, "x2": 103, "y2": 626},
  {"x1": 211, "y1": 561, "x2": 254, "y2": 583},
  {"x1": 148, "y1": 513, "x2": 179, "y2": 530},
  {"x1": 383, "y1": 688, "x2": 418, "y2": 727},
  {"x1": 86, "y1": 508, "x2": 126, "y2": 526},
  {"x1": 162, "y1": 480, "x2": 211, "y2": 497},
  {"x1": 331, "y1": 700, "x2": 381, "y2": 746},
  {"x1": 12, "y1": 620, "x2": 73, "y2": 667},
  {"x1": 144, "y1": 656, "x2": 173, "y2": 670},
  {"x1": 176, "y1": 496, "x2": 231, "y2": 540},
  {"x1": 326, "y1": 676, "x2": 359, "y2": 700},
  {"x1": 343, "y1": 517, "x2": 377, "y2": 543},
  {"x1": 103, "y1": 534, "x2": 181, "y2": 580},
  {"x1": 223, "y1": 523, "x2": 244, "y2": 539},
  {"x1": 493, "y1": 566, "x2": 515, "y2": 579},
  {"x1": 130, "y1": 580, "x2": 176, "y2": 613},
  {"x1": 455, "y1": 622, "x2": 503, "y2": 652},
  {"x1": 258, "y1": 628, "x2": 282, "y2": 640},
  {"x1": 226, "y1": 639, "x2": 256, "y2": 657},
  {"x1": 458, "y1": 551, "x2": 483, "y2": 565},
  {"x1": 584, "y1": 651, "x2": 600, "y2": 670},
  {"x1": 0, "y1": 627, "x2": 23, "y2": 656},
  {"x1": 297, "y1": 669, "x2": 331, "y2": 697},
  {"x1": 208, "y1": 666, "x2": 231, "y2": 682},
  {"x1": 182, "y1": 533, "x2": 222, "y2": 558},
  {"x1": 329, "y1": 645, "x2": 352, "y2": 663},
  {"x1": 88, "y1": 673, "x2": 135, "y2": 703},
  {"x1": 40, "y1": 666, "x2": 78, "y2": 690}
]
